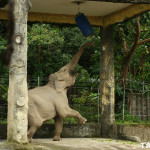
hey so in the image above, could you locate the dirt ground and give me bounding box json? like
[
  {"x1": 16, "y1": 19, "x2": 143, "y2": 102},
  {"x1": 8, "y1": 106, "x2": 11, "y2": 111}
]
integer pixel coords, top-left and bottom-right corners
[{"x1": 0, "y1": 138, "x2": 147, "y2": 150}]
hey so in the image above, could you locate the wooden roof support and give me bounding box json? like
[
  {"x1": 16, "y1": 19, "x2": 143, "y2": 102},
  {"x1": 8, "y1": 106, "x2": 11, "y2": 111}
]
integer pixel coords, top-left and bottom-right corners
[
  {"x1": 103, "y1": 4, "x2": 150, "y2": 27},
  {"x1": 0, "y1": 4, "x2": 150, "y2": 27},
  {"x1": 1, "y1": 0, "x2": 150, "y2": 7},
  {"x1": 28, "y1": 4, "x2": 150, "y2": 27},
  {"x1": 28, "y1": 12, "x2": 104, "y2": 26},
  {"x1": 0, "y1": 10, "x2": 104, "y2": 26},
  {"x1": 87, "y1": 0, "x2": 150, "y2": 4},
  {"x1": 0, "y1": 10, "x2": 8, "y2": 19}
]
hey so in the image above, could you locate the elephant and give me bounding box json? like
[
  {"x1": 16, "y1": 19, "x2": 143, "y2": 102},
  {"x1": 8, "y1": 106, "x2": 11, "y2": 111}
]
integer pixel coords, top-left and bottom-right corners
[{"x1": 27, "y1": 42, "x2": 94, "y2": 142}]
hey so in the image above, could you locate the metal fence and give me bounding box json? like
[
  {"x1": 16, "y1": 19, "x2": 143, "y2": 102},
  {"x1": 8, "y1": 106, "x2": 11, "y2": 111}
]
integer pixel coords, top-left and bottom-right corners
[
  {"x1": 0, "y1": 77, "x2": 100, "y2": 124},
  {"x1": 1, "y1": 76, "x2": 150, "y2": 124},
  {"x1": 0, "y1": 77, "x2": 8, "y2": 122},
  {"x1": 115, "y1": 79, "x2": 150, "y2": 122}
]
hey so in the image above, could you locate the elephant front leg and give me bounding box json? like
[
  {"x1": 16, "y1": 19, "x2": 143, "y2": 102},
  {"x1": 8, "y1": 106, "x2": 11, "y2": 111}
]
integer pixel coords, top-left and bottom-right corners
[
  {"x1": 59, "y1": 107, "x2": 87, "y2": 124},
  {"x1": 53, "y1": 116, "x2": 63, "y2": 141},
  {"x1": 68, "y1": 108, "x2": 87, "y2": 124}
]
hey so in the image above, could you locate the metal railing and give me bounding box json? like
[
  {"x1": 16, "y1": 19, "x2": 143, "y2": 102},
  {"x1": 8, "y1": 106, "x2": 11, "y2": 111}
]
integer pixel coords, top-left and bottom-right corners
[
  {"x1": 0, "y1": 77, "x2": 100, "y2": 124},
  {"x1": 115, "y1": 79, "x2": 150, "y2": 122},
  {"x1": 1, "y1": 76, "x2": 150, "y2": 124}
]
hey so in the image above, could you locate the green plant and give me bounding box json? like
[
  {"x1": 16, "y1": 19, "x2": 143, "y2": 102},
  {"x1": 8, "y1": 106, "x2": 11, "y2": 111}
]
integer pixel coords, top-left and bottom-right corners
[
  {"x1": 0, "y1": 118, "x2": 7, "y2": 124},
  {"x1": 0, "y1": 84, "x2": 8, "y2": 101},
  {"x1": 43, "y1": 118, "x2": 78, "y2": 124},
  {"x1": 64, "y1": 117, "x2": 78, "y2": 124},
  {"x1": 71, "y1": 89, "x2": 100, "y2": 122}
]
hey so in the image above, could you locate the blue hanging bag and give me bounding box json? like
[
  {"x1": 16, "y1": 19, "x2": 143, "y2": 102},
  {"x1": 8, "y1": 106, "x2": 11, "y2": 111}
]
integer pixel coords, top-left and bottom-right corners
[{"x1": 75, "y1": 13, "x2": 94, "y2": 37}]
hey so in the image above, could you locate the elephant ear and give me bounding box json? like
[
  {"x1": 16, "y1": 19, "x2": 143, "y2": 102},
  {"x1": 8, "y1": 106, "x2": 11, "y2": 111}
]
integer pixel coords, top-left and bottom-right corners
[{"x1": 48, "y1": 73, "x2": 67, "y2": 93}]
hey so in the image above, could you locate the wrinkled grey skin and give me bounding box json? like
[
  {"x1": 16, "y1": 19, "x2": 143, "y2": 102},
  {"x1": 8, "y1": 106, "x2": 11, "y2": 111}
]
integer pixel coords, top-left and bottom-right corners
[{"x1": 28, "y1": 42, "x2": 94, "y2": 142}]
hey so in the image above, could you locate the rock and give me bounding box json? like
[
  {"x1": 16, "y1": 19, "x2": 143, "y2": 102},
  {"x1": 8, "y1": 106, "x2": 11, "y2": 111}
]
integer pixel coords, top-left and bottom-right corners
[
  {"x1": 121, "y1": 134, "x2": 141, "y2": 142},
  {"x1": 126, "y1": 136, "x2": 141, "y2": 142}
]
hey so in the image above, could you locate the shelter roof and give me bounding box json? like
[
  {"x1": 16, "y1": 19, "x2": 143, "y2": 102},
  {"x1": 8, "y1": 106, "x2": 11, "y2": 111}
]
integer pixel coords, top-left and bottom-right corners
[{"x1": 0, "y1": 0, "x2": 150, "y2": 26}]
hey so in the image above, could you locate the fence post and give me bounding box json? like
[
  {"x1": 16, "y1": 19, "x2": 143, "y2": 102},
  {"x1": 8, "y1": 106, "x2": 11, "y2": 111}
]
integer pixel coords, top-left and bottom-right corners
[
  {"x1": 143, "y1": 81, "x2": 145, "y2": 94},
  {"x1": 38, "y1": 76, "x2": 40, "y2": 87},
  {"x1": 148, "y1": 92, "x2": 150, "y2": 121},
  {"x1": 122, "y1": 79, "x2": 126, "y2": 121},
  {"x1": 98, "y1": 87, "x2": 100, "y2": 122}
]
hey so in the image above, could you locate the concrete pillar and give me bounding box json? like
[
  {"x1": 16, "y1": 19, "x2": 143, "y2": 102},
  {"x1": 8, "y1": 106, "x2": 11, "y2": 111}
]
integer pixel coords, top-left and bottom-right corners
[
  {"x1": 7, "y1": 0, "x2": 31, "y2": 143},
  {"x1": 100, "y1": 25, "x2": 115, "y2": 125}
]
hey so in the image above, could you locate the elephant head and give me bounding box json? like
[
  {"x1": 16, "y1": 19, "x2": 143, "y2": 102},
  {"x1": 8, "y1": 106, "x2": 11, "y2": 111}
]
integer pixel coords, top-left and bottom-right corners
[{"x1": 48, "y1": 42, "x2": 94, "y2": 93}]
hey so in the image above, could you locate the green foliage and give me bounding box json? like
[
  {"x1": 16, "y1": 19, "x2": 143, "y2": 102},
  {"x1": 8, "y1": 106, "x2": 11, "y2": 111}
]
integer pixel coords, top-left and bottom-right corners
[
  {"x1": 116, "y1": 118, "x2": 150, "y2": 125},
  {"x1": 0, "y1": 118, "x2": 7, "y2": 124},
  {"x1": 72, "y1": 90, "x2": 98, "y2": 104},
  {"x1": 44, "y1": 117, "x2": 78, "y2": 124},
  {"x1": 114, "y1": 12, "x2": 150, "y2": 82},
  {"x1": 75, "y1": 66, "x2": 91, "y2": 83},
  {"x1": 0, "y1": 21, "x2": 9, "y2": 78},
  {"x1": 63, "y1": 117, "x2": 78, "y2": 124},
  {"x1": 71, "y1": 89, "x2": 99, "y2": 122},
  {"x1": 0, "y1": 84, "x2": 8, "y2": 101},
  {"x1": 27, "y1": 23, "x2": 67, "y2": 77},
  {"x1": 27, "y1": 23, "x2": 100, "y2": 81},
  {"x1": 28, "y1": 24, "x2": 64, "y2": 45}
]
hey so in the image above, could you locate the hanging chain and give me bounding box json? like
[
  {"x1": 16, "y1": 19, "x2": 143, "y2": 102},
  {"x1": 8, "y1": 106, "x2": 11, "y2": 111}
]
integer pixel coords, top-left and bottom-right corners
[{"x1": 77, "y1": 2, "x2": 80, "y2": 14}]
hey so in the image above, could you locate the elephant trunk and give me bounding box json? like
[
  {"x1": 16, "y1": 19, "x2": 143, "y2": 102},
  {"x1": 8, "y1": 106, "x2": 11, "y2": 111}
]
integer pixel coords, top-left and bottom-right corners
[{"x1": 68, "y1": 42, "x2": 93, "y2": 71}]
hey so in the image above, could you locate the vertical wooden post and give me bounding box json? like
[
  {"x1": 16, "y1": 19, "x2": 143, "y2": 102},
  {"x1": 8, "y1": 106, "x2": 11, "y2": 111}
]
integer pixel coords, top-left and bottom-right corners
[
  {"x1": 7, "y1": 0, "x2": 30, "y2": 143},
  {"x1": 100, "y1": 25, "x2": 115, "y2": 125}
]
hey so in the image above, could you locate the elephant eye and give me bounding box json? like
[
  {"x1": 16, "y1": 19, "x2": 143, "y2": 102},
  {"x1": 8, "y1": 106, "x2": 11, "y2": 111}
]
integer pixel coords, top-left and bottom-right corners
[{"x1": 64, "y1": 69, "x2": 66, "y2": 71}]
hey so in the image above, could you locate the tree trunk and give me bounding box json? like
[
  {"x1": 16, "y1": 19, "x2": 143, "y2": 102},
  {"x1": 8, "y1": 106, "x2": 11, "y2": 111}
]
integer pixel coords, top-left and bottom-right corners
[
  {"x1": 7, "y1": 0, "x2": 30, "y2": 143},
  {"x1": 100, "y1": 25, "x2": 115, "y2": 125}
]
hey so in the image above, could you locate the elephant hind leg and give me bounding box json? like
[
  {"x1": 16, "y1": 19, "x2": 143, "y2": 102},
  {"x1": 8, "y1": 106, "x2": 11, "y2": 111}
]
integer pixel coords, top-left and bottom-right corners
[
  {"x1": 28, "y1": 124, "x2": 42, "y2": 143},
  {"x1": 53, "y1": 116, "x2": 63, "y2": 141},
  {"x1": 28, "y1": 106, "x2": 43, "y2": 142},
  {"x1": 28, "y1": 115, "x2": 43, "y2": 142},
  {"x1": 27, "y1": 125, "x2": 37, "y2": 142}
]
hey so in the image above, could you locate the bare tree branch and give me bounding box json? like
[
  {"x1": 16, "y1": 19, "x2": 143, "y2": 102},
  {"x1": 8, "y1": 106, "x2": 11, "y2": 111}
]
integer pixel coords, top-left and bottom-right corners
[
  {"x1": 122, "y1": 16, "x2": 140, "y2": 80},
  {"x1": 133, "y1": 47, "x2": 150, "y2": 78},
  {"x1": 137, "y1": 38, "x2": 150, "y2": 45},
  {"x1": 119, "y1": 28, "x2": 129, "y2": 56}
]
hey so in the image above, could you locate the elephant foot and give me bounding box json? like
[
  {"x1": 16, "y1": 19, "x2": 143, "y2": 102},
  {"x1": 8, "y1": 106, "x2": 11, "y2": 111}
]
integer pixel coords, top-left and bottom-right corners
[
  {"x1": 79, "y1": 117, "x2": 87, "y2": 124},
  {"x1": 28, "y1": 137, "x2": 33, "y2": 143},
  {"x1": 53, "y1": 136, "x2": 62, "y2": 141}
]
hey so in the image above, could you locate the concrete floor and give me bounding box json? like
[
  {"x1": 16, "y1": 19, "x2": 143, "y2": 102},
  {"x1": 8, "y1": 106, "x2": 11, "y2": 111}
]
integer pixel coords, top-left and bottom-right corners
[{"x1": 0, "y1": 138, "x2": 145, "y2": 150}]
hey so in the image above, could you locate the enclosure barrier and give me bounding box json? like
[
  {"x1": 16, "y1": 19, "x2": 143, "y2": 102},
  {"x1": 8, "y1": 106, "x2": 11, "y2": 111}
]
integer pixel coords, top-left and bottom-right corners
[{"x1": 1, "y1": 77, "x2": 150, "y2": 124}]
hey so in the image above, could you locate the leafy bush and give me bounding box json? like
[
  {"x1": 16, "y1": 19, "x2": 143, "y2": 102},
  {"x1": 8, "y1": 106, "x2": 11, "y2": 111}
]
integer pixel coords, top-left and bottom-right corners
[
  {"x1": 0, "y1": 84, "x2": 8, "y2": 101},
  {"x1": 71, "y1": 89, "x2": 100, "y2": 123}
]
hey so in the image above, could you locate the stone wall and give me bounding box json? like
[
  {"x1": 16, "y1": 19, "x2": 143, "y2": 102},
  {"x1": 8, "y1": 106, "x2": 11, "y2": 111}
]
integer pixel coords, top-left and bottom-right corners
[
  {"x1": 101, "y1": 123, "x2": 150, "y2": 142},
  {"x1": 1, "y1": 123, "x2": 150, "y2": 142},
  {"x1": 0, "y1": 123, "x2": 101, "y2": 139}
]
